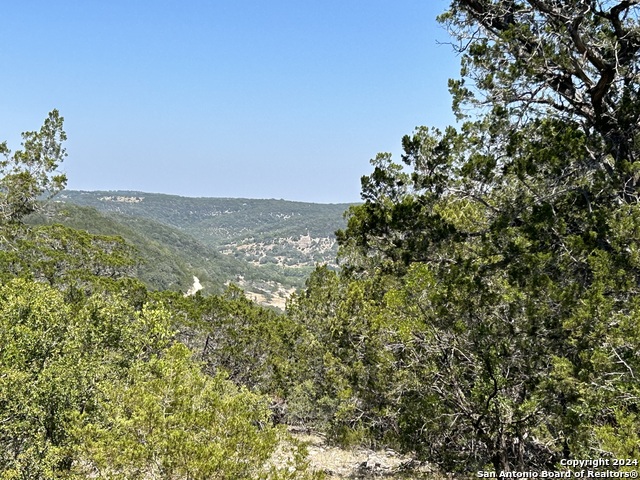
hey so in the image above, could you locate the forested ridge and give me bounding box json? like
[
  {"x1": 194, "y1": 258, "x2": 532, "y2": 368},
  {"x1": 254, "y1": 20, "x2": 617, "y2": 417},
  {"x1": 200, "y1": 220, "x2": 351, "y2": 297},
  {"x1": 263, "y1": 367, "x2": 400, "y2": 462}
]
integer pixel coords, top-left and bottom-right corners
[
  {"x1": 2, "y1": 1, "x2": 640, "y2": 478},
  {"x1": 25, "y1": 201, "x2": 323, "y2": 303},
  {"x1": 47, "y1": 191, "x2": 351, "y2": 306}
]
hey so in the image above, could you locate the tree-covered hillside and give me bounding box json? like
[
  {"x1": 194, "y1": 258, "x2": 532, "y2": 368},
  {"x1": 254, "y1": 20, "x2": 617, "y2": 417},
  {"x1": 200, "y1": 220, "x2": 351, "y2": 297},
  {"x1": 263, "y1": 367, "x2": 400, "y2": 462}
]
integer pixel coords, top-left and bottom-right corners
[
  {"x1": 58, "y1": 190, "x2": 350, "y2": 258},
  {"x1": 0, "y1": 110, "x2": 322, "y2": 479},
  {"x1": 54, "y1": 190, "x2": 352, "y2": 306},
  {"x1": 26, "y1": 202, "x2": 326, "y2": 307},
  {"x1": 26, "y1": 203, "x2": 236, "y2": 294},
  {"x1": 3, "y1": 1, "x2": 640, "y2": 478}
]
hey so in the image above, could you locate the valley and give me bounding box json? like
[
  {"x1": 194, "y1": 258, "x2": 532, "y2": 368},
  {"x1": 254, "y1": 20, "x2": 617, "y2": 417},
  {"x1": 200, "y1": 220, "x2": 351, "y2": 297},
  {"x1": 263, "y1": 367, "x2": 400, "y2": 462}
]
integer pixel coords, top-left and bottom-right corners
[{"x1": 42, "y1": 190, "x2": 354, "y2": 308}]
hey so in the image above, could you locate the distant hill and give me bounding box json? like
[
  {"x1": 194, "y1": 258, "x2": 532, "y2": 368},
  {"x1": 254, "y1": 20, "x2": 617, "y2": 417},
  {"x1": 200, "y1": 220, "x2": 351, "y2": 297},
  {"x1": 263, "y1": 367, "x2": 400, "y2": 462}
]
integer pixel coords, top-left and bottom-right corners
[
  {"x1": 26, "y1": 203, "x2": 242, "y2": 293},
  {"x1": 43, "y1": 191, "x2": 355, "y2": 307}
]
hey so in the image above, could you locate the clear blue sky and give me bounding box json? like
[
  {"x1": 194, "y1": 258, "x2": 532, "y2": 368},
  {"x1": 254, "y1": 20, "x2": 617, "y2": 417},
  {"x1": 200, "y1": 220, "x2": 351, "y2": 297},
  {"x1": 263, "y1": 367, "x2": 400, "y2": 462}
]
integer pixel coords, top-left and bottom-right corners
[{"x1": 1, "y1": 1, "x2": 460, "y2": 203}]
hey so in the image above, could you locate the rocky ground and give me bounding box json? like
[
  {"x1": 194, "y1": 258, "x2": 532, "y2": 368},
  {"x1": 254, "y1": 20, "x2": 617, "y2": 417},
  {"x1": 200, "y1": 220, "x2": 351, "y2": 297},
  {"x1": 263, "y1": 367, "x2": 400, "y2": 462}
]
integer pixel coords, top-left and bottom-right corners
[{"x1": 288, "y1": 428, "x2": 441, "y2": 479}]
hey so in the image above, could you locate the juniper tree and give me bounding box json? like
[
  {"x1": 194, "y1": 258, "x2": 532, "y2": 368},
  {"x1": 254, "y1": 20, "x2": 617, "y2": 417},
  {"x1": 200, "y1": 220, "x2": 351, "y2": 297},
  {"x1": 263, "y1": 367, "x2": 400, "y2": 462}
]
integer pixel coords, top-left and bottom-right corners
[
  {"x1": 0, "y1": 110, "x2": 67, "y2": 224},
  {"x1": 319, "y1": 1, "x2": 640, "y2": 473}
]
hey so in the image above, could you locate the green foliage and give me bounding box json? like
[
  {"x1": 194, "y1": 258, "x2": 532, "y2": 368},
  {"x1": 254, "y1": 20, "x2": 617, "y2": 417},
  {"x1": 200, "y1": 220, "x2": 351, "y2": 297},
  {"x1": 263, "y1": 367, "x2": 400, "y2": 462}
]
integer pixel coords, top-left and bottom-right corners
[
  {"x1": 440, "y1": 0, "x2": 640, "y2": 198},
  {"x1": 0, "y1": 113, "x2": 323, "y2": 479},
  {"x1": 322, "y1": 116, "x2": 640, "y2": 471},
  {"x1": 26, "y1": 203, "x2": 231, "y2": 293},
  {"x1": 285, "y1": 1, "x2": 640, "y2": 473},
  {"x1": 183, "y1": 285, "x2": 297, "y2": 393},
  {"x1": 6, "y1": 4, "x2": 640, "y2": 475},
  {"x1": 0, "y1": 278, "x2": 171, "y2": 478},
  {"x1": 153, "y1": 284, "x2": 309, "y2": 407},
  {"x1": 71, "y1": 343, "x2": 319, "y2": 480},
  {"x1": 57, "y1": 190, "x2": 352, "y2": 297},
  {"x1": 0, "y1": 110, "x2": 67, "y2": 223},
  {"x1": 285, "y1": 268, "x2": 399, "y2": 445},
  {"x1": 0, "y1": 223, "x2": 138, "y2": 293},
  {"x1": 58, "y1": 191, "x2": 350, "y2": 245},
  {"x1": 0, "y1": 277, "x2": 319, "y2": 479}
]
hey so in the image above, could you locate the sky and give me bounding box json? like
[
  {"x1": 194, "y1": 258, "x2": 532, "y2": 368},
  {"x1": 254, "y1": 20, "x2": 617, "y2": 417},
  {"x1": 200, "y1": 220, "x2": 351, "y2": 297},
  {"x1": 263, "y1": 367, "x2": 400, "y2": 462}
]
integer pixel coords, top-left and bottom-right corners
[{"x1": 1, "y1": 1, "x2": 461, "y2": 203}]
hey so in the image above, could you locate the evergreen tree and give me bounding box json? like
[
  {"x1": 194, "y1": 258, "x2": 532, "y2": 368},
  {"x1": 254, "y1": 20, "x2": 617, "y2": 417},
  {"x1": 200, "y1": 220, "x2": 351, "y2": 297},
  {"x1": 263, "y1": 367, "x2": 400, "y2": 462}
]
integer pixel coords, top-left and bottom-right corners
[
  {"x1": 291, "y1": 0, "x2": 640, "y2": 473},
  {"x1": 0, "y1": 110, "x2": 67, "y2": 223}
]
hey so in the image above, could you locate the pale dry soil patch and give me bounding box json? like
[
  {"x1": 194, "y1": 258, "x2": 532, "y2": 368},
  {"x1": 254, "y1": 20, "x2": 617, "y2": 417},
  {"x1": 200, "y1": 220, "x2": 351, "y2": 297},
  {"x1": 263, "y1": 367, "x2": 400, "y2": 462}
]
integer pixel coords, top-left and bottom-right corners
[
  {"x1": 184, "y1": 275, "x2": 203, "y2": 296},
  {"x1": 287, "y1": 428, "x2": 441, "y2": 479}
]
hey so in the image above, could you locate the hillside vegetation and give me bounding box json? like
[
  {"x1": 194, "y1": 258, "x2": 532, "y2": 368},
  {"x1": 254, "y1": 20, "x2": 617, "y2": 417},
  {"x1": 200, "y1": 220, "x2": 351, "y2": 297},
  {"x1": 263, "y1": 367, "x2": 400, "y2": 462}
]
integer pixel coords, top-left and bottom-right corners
[
  {"x1": 3, "y1": 2, "x2": 640, "y2": 478},
  {"x1": 57, "y1": 190, "x2": 350, "y2": 263},
  {"x1": 54, "y1": 190, "x2": 352, "y2": 306},
  {"x1": 26, "y1": 203, "x2": 242, "y2": 294}
]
